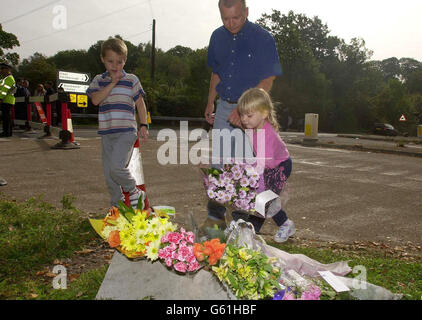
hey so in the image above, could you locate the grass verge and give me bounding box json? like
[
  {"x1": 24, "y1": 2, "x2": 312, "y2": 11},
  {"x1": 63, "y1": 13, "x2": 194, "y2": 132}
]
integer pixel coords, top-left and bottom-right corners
[{"x1": 0, "y1": 196, "x2": 108, "y2": 300}]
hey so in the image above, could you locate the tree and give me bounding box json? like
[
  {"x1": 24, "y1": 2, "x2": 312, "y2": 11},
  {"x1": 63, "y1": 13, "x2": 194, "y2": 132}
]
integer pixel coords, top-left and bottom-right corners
[
  {"x1": 17, "y1": 53, "x2": 57, "y2": 93},
  {"x1": 0, "y1": 24, "x2": 20, "y2": 65}
]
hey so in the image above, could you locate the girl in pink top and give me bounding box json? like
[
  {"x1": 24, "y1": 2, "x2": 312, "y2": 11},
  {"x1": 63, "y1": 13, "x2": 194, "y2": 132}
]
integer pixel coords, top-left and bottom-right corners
[{"x1": 234, "y1": 88, "x2": 295, "y2": 243}]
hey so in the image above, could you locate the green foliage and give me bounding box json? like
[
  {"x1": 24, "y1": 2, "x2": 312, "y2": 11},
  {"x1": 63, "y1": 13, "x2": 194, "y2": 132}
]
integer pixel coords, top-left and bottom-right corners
[
  {"x1": 0, "y1": 197, "x2": 94, "y2": 277},
  {"x1": 0, "y1": 24, "x2": 20, "y2": 65}
]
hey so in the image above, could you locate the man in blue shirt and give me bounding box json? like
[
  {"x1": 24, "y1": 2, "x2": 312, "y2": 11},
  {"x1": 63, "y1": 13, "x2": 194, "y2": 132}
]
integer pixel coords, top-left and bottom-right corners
[{"x1": 201, "y1": 0, "x2": 282, "y2": 233}]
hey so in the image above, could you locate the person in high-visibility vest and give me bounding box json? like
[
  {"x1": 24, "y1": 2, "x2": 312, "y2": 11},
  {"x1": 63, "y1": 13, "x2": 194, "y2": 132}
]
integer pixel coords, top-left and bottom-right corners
[{"x1": 0, "y1": 62, "x2": 16, "y2": 137}]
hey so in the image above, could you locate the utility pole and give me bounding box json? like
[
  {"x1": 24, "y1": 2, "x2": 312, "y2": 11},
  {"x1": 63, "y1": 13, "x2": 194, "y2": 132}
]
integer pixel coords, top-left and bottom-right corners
[{"x1": 151, "y1": 19, "x2": 156, "y2": 82}]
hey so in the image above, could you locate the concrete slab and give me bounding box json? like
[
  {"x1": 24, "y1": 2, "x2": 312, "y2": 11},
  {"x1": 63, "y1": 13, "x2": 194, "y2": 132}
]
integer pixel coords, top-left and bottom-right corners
[{"x1": 96, "y1": 251, "x2": 236, "y2": 300}]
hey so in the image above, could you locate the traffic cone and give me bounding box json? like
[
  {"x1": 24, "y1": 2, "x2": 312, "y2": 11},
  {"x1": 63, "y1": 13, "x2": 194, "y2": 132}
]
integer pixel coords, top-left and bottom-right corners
[
  {"x1": 122, "y1": 137, "x2": 150, "y2": 210},
  {"x1": 51, "y1": 102, "x2": 80, "y2": 149}
]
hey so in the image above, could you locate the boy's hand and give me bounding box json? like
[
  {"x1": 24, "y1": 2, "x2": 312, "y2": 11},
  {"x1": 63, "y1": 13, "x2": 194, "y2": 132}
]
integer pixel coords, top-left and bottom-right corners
[
  {"x1": 110, "y1": 71, "x2": 124, "y2": 84},
  {"x1": 139, "y1": 125, "x2": 149, "y2": 141}
]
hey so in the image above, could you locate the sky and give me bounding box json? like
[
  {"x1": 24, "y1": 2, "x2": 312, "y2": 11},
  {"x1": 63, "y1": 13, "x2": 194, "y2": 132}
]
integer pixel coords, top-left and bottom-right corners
[{"x1": 2, "y1": 0, "x2": 422, "y2": 63}]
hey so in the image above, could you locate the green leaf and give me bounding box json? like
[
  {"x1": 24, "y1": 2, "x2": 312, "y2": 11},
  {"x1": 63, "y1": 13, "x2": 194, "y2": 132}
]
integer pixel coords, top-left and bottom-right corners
[{"x1": 136, "y1": 193, "x2": 144, "y2": 210}]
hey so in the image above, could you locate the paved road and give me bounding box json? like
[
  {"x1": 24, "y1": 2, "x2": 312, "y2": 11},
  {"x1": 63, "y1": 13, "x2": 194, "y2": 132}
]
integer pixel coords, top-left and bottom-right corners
[{"x1": 1, "y1": 128, "x2": 421, "y2": 246}]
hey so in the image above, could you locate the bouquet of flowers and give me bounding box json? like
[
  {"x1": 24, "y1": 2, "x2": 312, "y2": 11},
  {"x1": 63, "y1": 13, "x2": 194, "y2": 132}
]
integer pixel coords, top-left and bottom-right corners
[
  {"x1": 193, "y1": 238, "x2": 226, "y2": 267},
  {"x1": 158, "y1": 228, "x2": 201, "y2": 273},
  {"x1": 202, "y1": 159, "x2": 260, "y2": 214},
  {"x1": 211, "y1": 243, "x2": 281, "y2": 300},
  {"x1": 89, "y1": 199, "x2": 177, "y2": 260}
]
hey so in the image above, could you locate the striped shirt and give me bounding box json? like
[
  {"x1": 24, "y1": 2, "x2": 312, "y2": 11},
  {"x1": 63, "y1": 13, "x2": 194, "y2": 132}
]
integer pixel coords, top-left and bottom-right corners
[{"x1": 87, "y1": 70, "x2": 145, "y2": 135}]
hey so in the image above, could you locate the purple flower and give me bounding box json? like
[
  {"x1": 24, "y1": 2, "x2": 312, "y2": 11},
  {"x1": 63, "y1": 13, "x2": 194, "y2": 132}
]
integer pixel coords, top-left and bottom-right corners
[
  {"x1": 239, "y1": 177, "x2": 249, "y2": 187},
  {"x1": 238, "y1": 189, "x2": 247, "y2": 199},
  {"x1": 233, "y1": 171, "x2": 242, "y2": 181},
  {"x1": 207, "y1": 189, "x2": 216, "y2": 199}
]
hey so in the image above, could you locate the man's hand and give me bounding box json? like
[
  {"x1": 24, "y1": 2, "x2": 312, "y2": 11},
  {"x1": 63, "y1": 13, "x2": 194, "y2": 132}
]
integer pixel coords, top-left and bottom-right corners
[
  {"x1": 228, "y1": 106, "x2": 242, "y2": 128},
  {"x1": 204, "y1": 103, "x2": 215, "y2": 125}
]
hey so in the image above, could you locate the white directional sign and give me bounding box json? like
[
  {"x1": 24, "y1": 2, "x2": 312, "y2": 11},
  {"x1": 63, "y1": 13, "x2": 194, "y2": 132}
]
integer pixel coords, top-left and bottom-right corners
[
  {"x1": 58, "y1": 82, "x2": 89, "y2": 94},
  {"x1": 58, "y1": 71, "x2": 90, "y2": 83}
]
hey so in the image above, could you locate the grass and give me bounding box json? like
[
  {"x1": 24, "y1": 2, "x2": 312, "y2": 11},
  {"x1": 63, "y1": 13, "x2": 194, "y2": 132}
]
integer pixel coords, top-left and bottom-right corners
[
  {"x1": 0, "y1": 195, "x2": 108, "y2": 300},
  {"x1": 0, "y1": 196, "x2": 420, "y2": 300},
  {"x1": 268, "y1": 241, "x2": 422, "y2": 300}
]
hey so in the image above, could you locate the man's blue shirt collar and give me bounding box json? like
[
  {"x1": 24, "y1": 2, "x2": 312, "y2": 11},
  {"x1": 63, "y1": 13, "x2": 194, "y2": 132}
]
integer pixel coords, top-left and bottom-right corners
[{"x1": 222, "y1": 19, "x2": 252, "y2": 37}]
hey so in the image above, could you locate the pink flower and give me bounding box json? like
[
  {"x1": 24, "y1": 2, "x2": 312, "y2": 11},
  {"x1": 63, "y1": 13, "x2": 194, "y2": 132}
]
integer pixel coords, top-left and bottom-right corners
[
  {"x1": 165, "y1": 258, "x2": 173, "y2": 267},
  {"x1": 188, "y1": 260, "x2": 200, "y2": 272},
  {"x1": 177, "y1": 244, "x2": 192, "y2": 262},
  {"x1": 282, "y1": 292, "x2": 296, "y2": 300},
  {"x1": 168, "y1": 243, "x2": 177, "y2": 251},
  {"x1": 186, "y1": 253, "x2": 197, "y2": 264},
  {"x1": 185, "y1": 232, "x2": 195, "y2": 244},
  {"x1": 167, "y1": 232, "x2": 183, "y2": 244},
  {"x1": 174, "y1": 261, "x2": 187, "y2": 273},
  {"x1": 161, "y1": 233, "x2": 169, "y2": 243},
  {"x1": 300, "y1": 286, "x2": 321, "y2": 300}
]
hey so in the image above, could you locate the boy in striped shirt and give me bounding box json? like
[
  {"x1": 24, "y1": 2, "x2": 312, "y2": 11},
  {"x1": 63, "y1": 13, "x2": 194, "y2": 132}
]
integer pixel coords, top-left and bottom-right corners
[{"x1": 87, "y1": 37, "x2": 149, "y2": 209}]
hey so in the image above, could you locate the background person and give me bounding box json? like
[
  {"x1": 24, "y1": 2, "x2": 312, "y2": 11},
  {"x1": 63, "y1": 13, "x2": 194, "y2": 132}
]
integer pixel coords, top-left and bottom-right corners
[
  {"x1": 201, "y1": 0, "x2": 282, "y2": 231},
  {"x1": 0, "y1": 62, "x2": 16, "y2": 137}
]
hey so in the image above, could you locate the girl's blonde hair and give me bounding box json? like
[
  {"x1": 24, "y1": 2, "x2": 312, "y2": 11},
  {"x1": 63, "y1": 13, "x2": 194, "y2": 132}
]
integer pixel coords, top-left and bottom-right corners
[{"x1": 237, "y1": 88, "x2": 280, "y2": 132}]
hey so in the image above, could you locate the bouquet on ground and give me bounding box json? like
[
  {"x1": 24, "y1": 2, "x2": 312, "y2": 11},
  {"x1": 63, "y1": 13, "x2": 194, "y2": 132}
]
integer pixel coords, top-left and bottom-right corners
[
  {"x1": 202, "y1": 159, "x2": 260, "y2": 214},
  {"x1": 158, "y1": 228, "x2": 201, "y2": 273},
  {"x1": 211, "y1": 243, "x2": 281, "y2": 300},
  {"x1": 194, "y1": 238, "x2": 226, "y2": 267},
  {"x1": 89, "y1": 198, "x2": 177, "y2": 260}
]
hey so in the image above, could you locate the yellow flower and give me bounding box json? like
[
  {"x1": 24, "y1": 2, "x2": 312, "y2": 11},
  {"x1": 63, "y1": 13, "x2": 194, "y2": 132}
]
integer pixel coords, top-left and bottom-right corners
[
  {"x1": 211, "y1": 265, "x2": 227, "y2": 281},
  {"x1": 146, "y1": 240, "x2": 160, "y2": 261},
  {"x1": 121, "y1": 235, "x2": 137, "y2": 252},
  {"x1": 239, "y1": 248, "x2": 252, "y2": 261},
  {"x1": 227, "y1": 257, "x2": 235, "y2": 269}
]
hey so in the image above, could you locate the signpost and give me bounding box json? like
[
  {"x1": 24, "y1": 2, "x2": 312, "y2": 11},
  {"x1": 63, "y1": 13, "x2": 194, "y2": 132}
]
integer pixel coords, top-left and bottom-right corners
[{"x1": 57, "y1": 70, "x2": 90, "y2": 107}]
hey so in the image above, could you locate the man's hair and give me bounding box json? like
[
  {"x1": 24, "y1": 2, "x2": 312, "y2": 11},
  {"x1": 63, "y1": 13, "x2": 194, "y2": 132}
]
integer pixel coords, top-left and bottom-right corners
[
  {"x1": 101, "y1": 37, "x2": 128, "y2": 59},
  {"x1": 219, "y1": 0, "x2": 246, "y2": 10}
]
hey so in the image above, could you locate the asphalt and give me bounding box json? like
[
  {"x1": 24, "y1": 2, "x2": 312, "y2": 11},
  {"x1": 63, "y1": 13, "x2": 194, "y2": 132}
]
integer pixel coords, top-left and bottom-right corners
[{"x1": 283, "y1": 133, "x2": 422, "y2": 158}]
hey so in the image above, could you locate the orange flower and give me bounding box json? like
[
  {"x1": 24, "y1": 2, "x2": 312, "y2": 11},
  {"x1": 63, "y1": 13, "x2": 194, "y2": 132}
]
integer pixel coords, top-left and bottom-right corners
[
  {"x1": 194, "y1": 243, "x2": 205, "y2": 261},
  {"x1": 208, "y1": 255, "x2": 218, "y2": 266},
  {"x1": 107, "y1": 207, "x2": 120, "y2": 220},
  {"x1": 203, "y1": 246, "x2": 213, "y2": 256},
  {"x1": 108, "y1": 230, "x2": 121, "y2": 248}
]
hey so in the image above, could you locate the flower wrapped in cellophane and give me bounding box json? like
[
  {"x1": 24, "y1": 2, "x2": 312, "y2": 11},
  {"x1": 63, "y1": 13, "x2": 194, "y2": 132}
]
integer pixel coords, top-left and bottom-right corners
[
  {"x1": 202, "y1": 159, "x2": 260, "y2": 214},
  {"x1": 211, "y1": 243, "x2": 281, "y2": 300},
  {"x1": 89, "y1": 198, "x2": 177, "y2": 260}
]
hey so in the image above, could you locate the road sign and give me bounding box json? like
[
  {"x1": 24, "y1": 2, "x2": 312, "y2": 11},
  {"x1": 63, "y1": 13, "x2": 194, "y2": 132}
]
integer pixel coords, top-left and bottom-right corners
[
  {"x1": 69, "y1": 94, "x2": 77, "y2": 103},
  {"x1": 58, "y1": 82, "x2": 89, "y2": 94},
  {"x1": 399, "y1": 114, "x2": 407, "y2": 122},
  {"x1": 58, "y1": 71, "x2": 90, "y2": 83},
  {"x1": 57, "y1": 70, "x2": 91, "y2": 94},
  {"x1": 77, "y1": 94, "x2": 88, "y2": 108}
]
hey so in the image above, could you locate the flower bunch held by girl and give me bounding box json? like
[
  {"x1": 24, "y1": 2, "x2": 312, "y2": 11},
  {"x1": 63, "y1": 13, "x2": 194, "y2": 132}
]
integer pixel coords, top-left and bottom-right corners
[{"x1": 232, "y1": 87, "x2": 295, "y2": 243}]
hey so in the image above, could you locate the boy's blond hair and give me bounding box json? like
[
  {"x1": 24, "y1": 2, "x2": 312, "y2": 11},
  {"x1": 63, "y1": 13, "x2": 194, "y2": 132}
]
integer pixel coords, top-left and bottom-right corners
[
  {"x1": 101, "y1": 37, "x2": 128, "y2": 59},
  {"x1": 237, "y1": 87, "x2": 280, "y2": 132}
]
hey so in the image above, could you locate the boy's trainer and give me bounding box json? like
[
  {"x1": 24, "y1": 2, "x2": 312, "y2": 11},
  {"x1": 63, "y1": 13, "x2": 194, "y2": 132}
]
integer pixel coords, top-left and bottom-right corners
[
  {"x1": 274, "y1": 219, "x2": 295, "y2": 243},
  {"x1": 129, "y1": 188, "x2": 146, "y2": 209}
]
